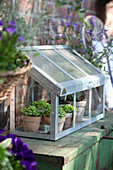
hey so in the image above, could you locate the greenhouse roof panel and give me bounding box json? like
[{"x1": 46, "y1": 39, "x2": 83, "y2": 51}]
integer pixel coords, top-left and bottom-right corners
[
  {"x1": 40, "y1": 49, "x2": 86, "y2": 79},
  {"x1": 26, "y1": 51, "x2": 72, "y2": 83},
  {"x1": 57, "y1": 49, "x2": 100, "y2": 75},
  {"x1": 22, "y1": 45, "x2": 105, "y2": 95}
]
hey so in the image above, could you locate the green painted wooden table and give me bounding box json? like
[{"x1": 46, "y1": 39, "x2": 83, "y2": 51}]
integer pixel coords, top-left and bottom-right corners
[{"x1": 22, "y1": 112, "x2": 113, "y2": 170}]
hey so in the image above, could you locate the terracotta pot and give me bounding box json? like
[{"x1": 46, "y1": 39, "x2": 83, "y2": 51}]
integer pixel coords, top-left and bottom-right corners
[
  {"x1": 44, "y1": 117, "x2": 50, "y2": 125},
  {"x1": 23, "y1": 116, "x2": 41, "y2": 133},
  {"x1": 44, "y1": 117, "x2": 65, "y2": 133},
  {"x1": 58, "y1": 117, "x2": 65, "y2": 133},
  {"x1": 76, "y1": 100, "x2": 87, "y2": 122},
  {"x1": 64, "y1": 113, "x2": 73, "y2": 130}
]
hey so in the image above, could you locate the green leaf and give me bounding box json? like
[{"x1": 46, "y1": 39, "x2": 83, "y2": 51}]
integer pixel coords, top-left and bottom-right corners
[
  {"x1": 56, "y1": 0, "x2": 67, "y2": 6},
  {"x1": 0, "y1": 138, "x2": 12, "y2": 149},
  {"x1": 0, "y1": 147, "x2": 6, "y2": 162}
]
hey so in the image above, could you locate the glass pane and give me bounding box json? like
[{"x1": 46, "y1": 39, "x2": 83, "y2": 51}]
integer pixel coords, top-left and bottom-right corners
[
  {"x1": 25, "y1": 51, "x2": 72, "y2": 83},
  {"x1": 59, "y1": 94, "x2": 74, "y2": 131},
  {"x1": 91, "y1": 86, "x2": 103, "y2": 117},
  {"x1": 84, "y1": 90, "x2": 90, "y2": 118},
  {"x1": 58, "y1": 49, "x2": 100, "y2": 75},
  {"x1": 15, "y1": 77, "x2": 52, "y2": 134},
  {"x1": 40, "y1": 49, "x2": 86, "y2": 79},
  {"x1": 0, "y1": 100, "x2": 9, "y2": 129},
  {"x1": 76, "y1": 90, "x2": 89, "y2": 123}
]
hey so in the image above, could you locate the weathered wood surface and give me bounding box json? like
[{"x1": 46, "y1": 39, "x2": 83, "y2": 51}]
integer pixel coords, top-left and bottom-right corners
[{"x1": 22, "y1": 112, "x2": 113, "y2": 165}]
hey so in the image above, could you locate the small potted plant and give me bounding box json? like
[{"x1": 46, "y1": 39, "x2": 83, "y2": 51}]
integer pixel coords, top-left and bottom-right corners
[
  {"x1": 43, "y1": 105, "x2": 66, "y2": 133},
  {"x1": 32, "y1": 100, "x2": 50, "y2": 130},
  {"x1": 32, "y1": 100, "x2": 48, "y2": 113},
  {"x1": 58, "y1": 106, "x2": 66, "y2": 132},
  {"x1": 43, "y1": 103, "x2": 51, "y2": 125},
  {"x1": 21, "y1": 105, "x2": 42, "y2": 133},
  {"x1": 66, "y1": 92, "x2": 87, "y2": 122},
  {"x1": 62, "y1": 105, "x2": 74, "y2": 130}
]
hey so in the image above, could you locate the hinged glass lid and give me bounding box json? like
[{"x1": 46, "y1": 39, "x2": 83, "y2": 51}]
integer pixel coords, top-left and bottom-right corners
[
  {"x1": 40, "y1": 49, "x2": 86, "y2": 79},
  {"x1": 22, "y1": 45, "x2": 105, "y2": 92},
  {"x1": 57, "y1": 48, "x2": 100, "y2": 75},
  {"x1": 25, "y1": 51, "x2": 72, "y2": 83}
]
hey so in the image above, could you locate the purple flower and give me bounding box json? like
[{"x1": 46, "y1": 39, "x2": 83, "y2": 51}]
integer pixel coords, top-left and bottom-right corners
[
  {"x1": 7, "y1": 134, "x2": 17, "y2": 146},
  {"x1": 50, "y1": 39, "x2": 53, "y2": 43},
  {"x1": 0, "y1": 129, "x2": 6, "y2": 142},
  {"x1": 66, "y1": 8, "x2": 71, "y2": 18},
  {"x1": 52, "y1": 26, "x2": 57, "y2": 32},
  {"x1": 62, "y1": 34, "x2": 65, "y2": 38},
  {"x1": 88, "y1": 30, "x2": 93, "y2": 35},
  {"x1": 67, "y1": 8, "x2": 70, "y2": 14},
  {"x1": 20, "y1": 160, "x2": 37, "y2": 170},
  {"x1": 6, "y1": 26, "x2": 15, "y2": 35},
  {"x1": 71, "y1": 6, "x2": 75, "y2": 10},
  {"x1": 9, "y1": 21, "x2": 15, "y2": 27},
  {"x1": 18, "y1": 36, "x2": 24, "y2": 43},
  {"x1": 89, "y1": 17, "x2": 95, "y2": 27},
  {"x1": 61, "y1": 20, "x2": 64, "y2": 26},
  {"x1": 0, "y1": 20, "x2": 3, "y2": 26},
  {"x1": 73, "y1": 23, "x2": 78, "y2": 31},
  {"x1": 81, "y1": 48, "x2": 85, "y2": 52},
  {"x1": 49, "y1": 18, "x2": 53, "y2": 22},
  {"x1": 3, "y1": 134, "x2": 37, "y2": 169},
  {"x1": 19, "y1": 143, "x2": 37, "y2": 169},
  {"x1": 22, "y1": 150, "x2": 35, "y2": 162},
  {"x1": 55, "y1": 33, "x2": 59, "y2": 37},
  {"x1": 0, "y1": 128, "x2": 4, "y2": 134},
  {"x1": 0, "y1": 136, "x2": 6, "y2": 142},
  {"x1": 65, "y1": 22, "x2": 71, "y2": 26},
  {"x1": 66, "y1": 15, "x2": 71, "y2": 19},
  {"x1": 76, "y1": 14, "x2": 78, "y2": 18},
  {"x1": 21, "y1": 143, "x2": 29, "y2": 153}
]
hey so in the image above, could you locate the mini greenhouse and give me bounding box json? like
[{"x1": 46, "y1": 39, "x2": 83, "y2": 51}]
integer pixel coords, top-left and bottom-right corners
[{"x1": 10, "y1": 45, "x2": 106, "y2": 140}]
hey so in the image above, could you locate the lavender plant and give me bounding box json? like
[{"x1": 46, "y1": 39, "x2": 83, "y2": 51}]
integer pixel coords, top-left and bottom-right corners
[
  {"x1": 0, "y1": 20, "x2": 26, "y2": 72},
  {"x1": 0, "y1": 129, "x2": 37, "y2": 170},
  {"x1": 0, "y1": 0, "x2": 49, "y2": 45},
  {"x1": 45, "y1": 0, "x2": 113, "y2": 74}
]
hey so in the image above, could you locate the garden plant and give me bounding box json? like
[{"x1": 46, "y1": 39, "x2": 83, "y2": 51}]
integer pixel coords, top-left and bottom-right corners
[
  {"x1": 21, "y1": 105, "x2": 41, "y2": 117},
  {"x1": 0, "y1": 129, "x2": 37, "y2": 170},
  {"x1": 44, "y1": 0, "x2": 113, "y2": 74}
]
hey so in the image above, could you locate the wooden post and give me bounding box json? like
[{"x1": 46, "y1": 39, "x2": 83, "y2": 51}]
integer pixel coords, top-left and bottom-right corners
[{"x1": 10, "y1": 87, "x2": 15, "y2": 131}]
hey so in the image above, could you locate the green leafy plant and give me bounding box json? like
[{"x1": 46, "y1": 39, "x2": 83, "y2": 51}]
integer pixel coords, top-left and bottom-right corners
[
  {"x1": 58, "y1": 106, "x2": 66, "y2": 118},
  {"x1": 21, "y1": 105, "x2": 41, "y2": 117},
  {"x1": 43, "y1": 103, "x2": 51, "y2": 117},
  {"x1": 0, "y1": 138, "x2": 15, "y2": 170},
  {"x1": 65, "y1": 92, "x2": 86, "y2": 103},
  {"x1": 62, "y1": 105, "x2": 74, "y2": 113},
  {"x1": 32, "y1": 100, "x2": 49, "y2": 111},
  {"x1": 43, "y1": 105, "x2": 65, "y2": 118}
]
